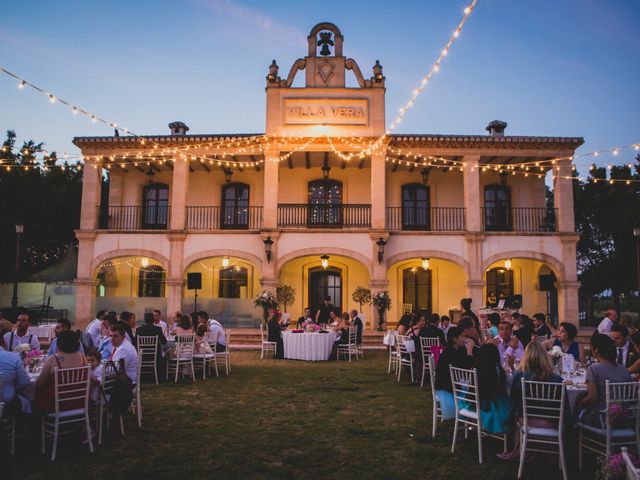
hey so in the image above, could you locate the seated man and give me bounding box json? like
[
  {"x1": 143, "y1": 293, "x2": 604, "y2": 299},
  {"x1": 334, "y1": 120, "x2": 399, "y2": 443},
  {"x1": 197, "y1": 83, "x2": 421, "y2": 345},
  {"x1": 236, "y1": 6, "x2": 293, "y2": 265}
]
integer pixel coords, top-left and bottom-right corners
[
  {"x1": 3, "y1": 312, "x2": 40, "y2": 352},
  {"x1": 420, "y1": 313, "x2": 447, "y2": 346},
  {"x1": 0, "y1": 335, "x2": 31, "y2": 418},
  {"x1": 136, "y1": 312, "x2": 167, "y2": 369},
  {"x1": 532, "y1": 313, "x2": 552, "y2": 339},
  {"x1": 492, "y1": 321, "x2": 524, "y2": 365},
  {"x1": 47, "y1": 318, "x2": 84, "y2": 355},
  {"x1": 109, "y1": 324, "x2": 139, "y2": 385},
  {"x1": 85, "y1": 310, "x2": 106, "y2": 350},
  {"x1": 203, "y1": 312, "x2": 226, "y2": 352},
  {"x1": 297, "y1": 308, "x2": 313, "y2": 328}
]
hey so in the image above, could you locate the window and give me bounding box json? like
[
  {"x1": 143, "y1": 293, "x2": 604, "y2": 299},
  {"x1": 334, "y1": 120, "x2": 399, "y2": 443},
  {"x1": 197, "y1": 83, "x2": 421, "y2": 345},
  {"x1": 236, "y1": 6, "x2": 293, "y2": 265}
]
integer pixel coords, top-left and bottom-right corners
[
  {"x1": 308, "y1": 179, "x2": 342, "y2": 226},
  {"x1": 484, "y1": 184, "x2": 512, "y2": 231},
  {"x1": 402, "y1": 267, "x2": 432, "y2": 314},
  {"x1": 485, "y1": 268, "x2": 514, "y2": 303},
  {"x1": 142, "y1": 183, "x2": 169, "y2": 229},
  {"x1": 308, "y1": 268, "x2": 342, "y2": 313},
  {"x1": 138, "y1": 266, "x2": 166, "y2": 297},
  {"x1": 402, "y1": 183, "x2": 430, "y2": 230},
  {"x1": 221, "y1": 183, "x2": 249, "y2": 229},
  {"x1": 219, "y1": 266, "x2": 248, "y2": 298}
]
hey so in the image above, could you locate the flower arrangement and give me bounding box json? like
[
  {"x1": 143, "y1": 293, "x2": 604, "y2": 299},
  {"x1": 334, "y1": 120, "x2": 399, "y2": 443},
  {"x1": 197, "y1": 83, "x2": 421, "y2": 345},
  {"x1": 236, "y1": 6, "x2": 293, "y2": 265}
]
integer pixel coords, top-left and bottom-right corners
[
  {"x1": 14, "y1": 343, "x2": 31, "y2": 354},
  {"x1": 596, "y1": 451, "x2": 639, "y2": 479},
  {"x1": 254, "y1": 291, "x2": 279, "y2": 323},
  {"x1": 549, "y1": 345, "x2": 564, "y2": 372},
  {"x1": 372, "y1": 291, "x2": 392, "y2": 331},
  {"x1": 301, "y1": 320, "x2": 320, "y2": 333}
]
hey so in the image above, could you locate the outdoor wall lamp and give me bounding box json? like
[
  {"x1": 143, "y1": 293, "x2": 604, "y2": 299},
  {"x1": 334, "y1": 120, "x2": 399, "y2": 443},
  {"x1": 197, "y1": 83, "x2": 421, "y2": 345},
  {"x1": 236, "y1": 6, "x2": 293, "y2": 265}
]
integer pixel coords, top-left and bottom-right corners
[
  {"x1": 321, "y1": 255, "x2": 330, "y2": 269},
  {"x1": 263, "y1": 237, "x2": 274, "y2": 264},
  {"x1": 421, "y1": 258, "x2": 430, "y2": 270},
  {"x1": 376, "y1": 238, "x2": 387, "y2": 264},
  {"x1": 221, "y1": 257, "x2": 230, "y2": 269},
  {"x1": 504, "y1": 258, "x2": 512, "y2": 270}
]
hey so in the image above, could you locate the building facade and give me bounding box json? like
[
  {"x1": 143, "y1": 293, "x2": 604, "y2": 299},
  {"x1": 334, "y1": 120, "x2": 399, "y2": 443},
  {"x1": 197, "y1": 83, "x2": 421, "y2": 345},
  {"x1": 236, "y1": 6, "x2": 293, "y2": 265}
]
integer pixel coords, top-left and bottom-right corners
[{"x1": 73, "y1": 22, "x2": 582, "y2": 329}]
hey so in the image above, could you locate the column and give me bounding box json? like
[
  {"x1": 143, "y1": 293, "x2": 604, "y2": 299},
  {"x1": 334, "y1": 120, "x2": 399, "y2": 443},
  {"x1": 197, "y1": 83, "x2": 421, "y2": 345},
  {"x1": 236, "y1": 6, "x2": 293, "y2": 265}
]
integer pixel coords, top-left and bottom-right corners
[
  {"x1": 74, "y1": 279, "x2": 97, "y2": 329},
  {"x1": 80, "y1": 158, "x2": 102, "y2": 230},
  {"x1": 369, "y1": 233, "x2": 389, "y2": 330},
  {"x1": 553, "y1": 158, "x2": 575, "y2": 233},
  {"x1": 558, "y1": 281, "x2": 580, "y2": 326},
  {"x1": 262, "y1": 147, "x2": 279, "y2": 230},
  {"x1": 463, "y1": 155, "x2": 481, "y2": 232},
  {"x1": 167, "y1": 233, "x2": 186, "y2": 315},
  {"x1": 259, "y1": 232, "x2": 279, "y2": 294},
  {"x1": 370, "y1": 148, "x2": 387, "y2": 230},
  {"x1": 465, "y1": 232, "x2": 485, "y2": 310},
  {"x1": 170, "y1": 157, "x2": 189, "y2": 230},
  {"x1": 368, "y1": 279, "x2": 389, "y2": 331},
  {"x1": 166, "y1": 279, "x2": 184, "y2": 318}
]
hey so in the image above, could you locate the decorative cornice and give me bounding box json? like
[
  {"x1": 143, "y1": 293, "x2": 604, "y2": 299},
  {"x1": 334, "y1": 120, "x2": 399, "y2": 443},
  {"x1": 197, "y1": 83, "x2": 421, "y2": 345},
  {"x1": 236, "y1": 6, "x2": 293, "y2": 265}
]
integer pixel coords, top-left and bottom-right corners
[{"x1": 389, "y1": 134, "x2": 584, "y2": 150}]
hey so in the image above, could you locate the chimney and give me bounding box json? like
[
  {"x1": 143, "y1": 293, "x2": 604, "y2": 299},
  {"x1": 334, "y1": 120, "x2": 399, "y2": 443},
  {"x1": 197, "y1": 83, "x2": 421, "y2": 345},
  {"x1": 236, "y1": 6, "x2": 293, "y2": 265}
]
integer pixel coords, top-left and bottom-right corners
[
  {"x1": 168, "y1": 121, "x2": 189, "y2": 136},
  {"x1": 486, "y1": 120, "x2": 507, "y2": 137}
]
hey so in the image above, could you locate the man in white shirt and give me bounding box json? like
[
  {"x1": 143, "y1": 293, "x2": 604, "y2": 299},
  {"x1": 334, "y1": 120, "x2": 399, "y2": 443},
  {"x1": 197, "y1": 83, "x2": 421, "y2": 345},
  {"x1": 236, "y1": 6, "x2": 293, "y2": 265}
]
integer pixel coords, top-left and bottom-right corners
[
  {"x1": 200, "y1": 311, "x2": 226, "y2": 352},
  {"x1": 3, "y1": 312, "x2": 40, "y2": 351},
  {"x1": 86, "y1": 310, "x2": 107, "y2": 348},
  {"x1": 153, "y1": 309, "x2": 168, "y2": 336},
  {"x1": 109, "y1": 324, "x2": 139, "y2": 384},
  {"x1": 492, "y1": 321, "x2": 524, "y2": 364},
  {"x1": 597, "y1": 309, "x2": 618, "y2": 334}
]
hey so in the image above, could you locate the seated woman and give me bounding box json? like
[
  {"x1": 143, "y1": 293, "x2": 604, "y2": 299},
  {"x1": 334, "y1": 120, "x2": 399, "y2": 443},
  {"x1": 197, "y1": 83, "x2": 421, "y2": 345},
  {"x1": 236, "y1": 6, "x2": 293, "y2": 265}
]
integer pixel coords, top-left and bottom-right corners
[
  {"x1": 35, "y1": 330, "x2": 87, "y2": 413},
  {"x1": 486, "y1": 312, "x2": 500, "y2": 340},
  {"x1": 0, "y1": 335, "x2": 30, "y2": 418},
  {"x1": 498, "y1": 341, "x2": 563, "y2": 460},
  {"x1": 396, "y1": 314, "x2": 412, "y2": 335},
  {"x1": 434, "y1": 326, "x2": 475, "y2": 419},
  {"x1": 542, "y1": 322, "x2": 582, "y2": 362},
  {"x1": 578, "y1": 333, "x2": 632, "y2": 428},
  {"x1": 194, "y1": 315, "x2": 213, "y2": 355},
  {"x1": 267, "y1": 313, "x2": 284, "y2": 359},
  {"x1": 174, "y1": 315, "x2": 194, "y2": 336},
  {"x1": 472, "y1": 343, "x2": 511, "y2": 434}
]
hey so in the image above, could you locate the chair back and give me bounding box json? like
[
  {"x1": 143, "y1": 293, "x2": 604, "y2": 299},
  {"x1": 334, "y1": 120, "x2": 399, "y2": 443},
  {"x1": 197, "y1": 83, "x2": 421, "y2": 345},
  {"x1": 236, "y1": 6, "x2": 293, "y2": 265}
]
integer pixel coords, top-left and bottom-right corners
[
  {"x1": 395, "y1": 334, "x2": 413, "y2": 357},
  {"x1": 605, "y1": 381, "x2": 640, "y2": 432},
  {"x1": 224, "y1": 330, "x2": 231, "y2": 352},
  {"x1": 348, "y1": 326, "x2": 357, "y2": 346},
  {"x1": 53, "y1": 365, "x2": 91, "y2": 414},
  {"x1": 205, "y1": 331, "x2": 218, "y2": 351},
  {"x1": 175, "y1": 335, "x2": 195, "y2": 360},
  {"x1": 136, "y1": 335, "x2": 158, "y2": 363},
  {"x1": 424, "y1": 353, "x2": 436, "y2": 389},
  {"x1": 420, "y1": 337, "x2": 440, "y2": 358},
  {"x1": 259, "y1": 323, "x2": 266, "y2": 342},
  {"x1": 521, "y1": 380, "x2": 566, "y2": 432},
  {"x1": 622, "y1": 447, "x2": 640, "y2": 480},
  {"x1": 535, "y1": 335, "x2": 548, "y2": 344},
  {"x1": 450, "y1": 366, "x2": 478, "y2": 412},
  {"x1": 402, "y1": 304, "x2": 413, "y2": 315}
]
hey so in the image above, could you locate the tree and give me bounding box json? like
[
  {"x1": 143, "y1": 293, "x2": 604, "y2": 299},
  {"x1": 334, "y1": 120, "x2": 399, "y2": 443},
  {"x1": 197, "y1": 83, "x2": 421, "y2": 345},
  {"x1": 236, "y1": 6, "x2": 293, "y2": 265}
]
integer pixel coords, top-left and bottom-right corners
[
  {"x1": 351, "y1": 286, "x2": 371, "y2": 312},
  {"x1": 276, "y1": 285, "x2": 296, "y2": 313}
]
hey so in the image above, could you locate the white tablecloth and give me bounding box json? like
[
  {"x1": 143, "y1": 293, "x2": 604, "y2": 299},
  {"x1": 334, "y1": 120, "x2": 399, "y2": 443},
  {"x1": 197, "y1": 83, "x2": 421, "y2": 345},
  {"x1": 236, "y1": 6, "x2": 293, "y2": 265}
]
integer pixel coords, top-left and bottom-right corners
[{"x1": 283, "y1": 332, "x2": 335, "y2": 361}]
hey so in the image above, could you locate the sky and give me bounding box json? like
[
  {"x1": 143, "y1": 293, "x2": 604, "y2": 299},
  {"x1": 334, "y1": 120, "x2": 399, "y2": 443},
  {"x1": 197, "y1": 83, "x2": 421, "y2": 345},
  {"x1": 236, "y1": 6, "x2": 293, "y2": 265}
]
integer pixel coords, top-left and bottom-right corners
[{"x1": 1, "y1": 0, "x2": 639, "y2": 175}]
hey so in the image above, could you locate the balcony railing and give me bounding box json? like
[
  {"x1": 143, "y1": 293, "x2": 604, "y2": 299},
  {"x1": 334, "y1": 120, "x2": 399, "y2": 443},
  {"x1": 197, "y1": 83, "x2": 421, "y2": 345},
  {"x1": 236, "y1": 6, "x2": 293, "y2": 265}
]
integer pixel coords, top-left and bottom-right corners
[
  {"x1": 99, "y1": 205, "x2": 170, "y2": 230},
  {"x1": 385, "y1": 207, "x2": 466, "y2": 231},
  {"x1": 278, "y1": 204, "x2": 371, "y2": 228},
  {"x1": 186, "y1": 206, "x2": 263, "y2": 230},
  {"x1": 482, "y1": 207, "x2": 557, "y2": 232}
]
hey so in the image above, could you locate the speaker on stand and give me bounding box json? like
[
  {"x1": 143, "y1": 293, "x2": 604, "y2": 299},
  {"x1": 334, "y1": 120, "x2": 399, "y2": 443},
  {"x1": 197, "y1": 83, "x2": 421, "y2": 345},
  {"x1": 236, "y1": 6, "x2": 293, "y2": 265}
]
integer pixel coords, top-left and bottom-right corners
[{"x1": 187, "y1": 272, "x2": 202, "y2": 313}]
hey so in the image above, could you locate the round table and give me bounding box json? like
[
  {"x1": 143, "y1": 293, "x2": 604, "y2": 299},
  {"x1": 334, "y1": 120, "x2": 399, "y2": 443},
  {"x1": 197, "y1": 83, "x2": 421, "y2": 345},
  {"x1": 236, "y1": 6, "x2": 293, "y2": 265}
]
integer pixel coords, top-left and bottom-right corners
[{"x1": 282, "y1": 331, "x2": 336, "y2": 361}]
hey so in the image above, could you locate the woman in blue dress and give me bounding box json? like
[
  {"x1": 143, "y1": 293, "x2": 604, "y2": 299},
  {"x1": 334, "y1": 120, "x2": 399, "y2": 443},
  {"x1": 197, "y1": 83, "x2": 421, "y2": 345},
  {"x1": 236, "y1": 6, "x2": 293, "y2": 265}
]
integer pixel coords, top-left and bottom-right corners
[
  {"x1": 542, "y1": 322, "x2": 582, "y2": 362},
  {"x1": 473, "y1": 343, "x2": 511, "y2": 433}
]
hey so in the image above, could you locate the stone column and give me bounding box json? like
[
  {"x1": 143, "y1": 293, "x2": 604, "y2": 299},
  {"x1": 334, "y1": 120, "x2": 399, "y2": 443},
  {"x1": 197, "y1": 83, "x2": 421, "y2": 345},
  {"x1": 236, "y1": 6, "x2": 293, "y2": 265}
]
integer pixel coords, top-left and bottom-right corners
[
  {"x1": 259, "y1": 232, "x2": 280, "y2": 293},
  {"x1": 558, "y1": 281, "x2": 580, "y2": 326},
  {"x1": 465, "y1": 232, "x2": 485, "y2": 310},
  {"x1": 262, "y1": 148, "x2": 279, "y2": 230},
  {"x1": 370, "y1": 148, "x2": 387, "y2": 230},
  {"x1": 553, "y1": 158, "x2": 575, "y2": 233},
  {"x1": 167, "y1": 233, "x2": 186, "y2": 314},
  {"x1": 80, "y1": 159, "x2": 102, "y2": 230},
  {"x1": 170, "y1": 158, "x2": 189, "y2": 230},
  {"x1": 368, "y1": 278, "x2": 389, "y2": 331},
  {"x1": 463, "y1": 155, "x2": 481, "y2": 232},
  {"x1": 74, "y1": 278, "x2": 97, "y2": 329},
  {"x1": 166, "y1": 279, "x2": 184, "y2": 318}
]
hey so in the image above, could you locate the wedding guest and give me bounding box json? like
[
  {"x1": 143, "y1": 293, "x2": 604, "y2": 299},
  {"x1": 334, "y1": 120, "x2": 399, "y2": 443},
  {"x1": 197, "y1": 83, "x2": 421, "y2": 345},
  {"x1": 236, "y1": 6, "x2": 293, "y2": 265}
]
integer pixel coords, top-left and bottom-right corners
[
  {"x1": 497, "y1": 342, "x2": 563, "y2": 461},
  {"x1": 487, "y1": 290, "x2": 497, "y2": 308},
  {"x1": 473, "y1": 343, "x2": 510, "y2": 433},
  {"x1": 420, "y1": 314, "x2": 447, "y2": 346},
  {"x1": 439, "y1": 316, "x2": 451, "y2": 337},
  {"x1": 541, "y1": 322, "x2": 582, "y2": 362},
  {"x1": 514, "y1": 315, "x2": 534, "y2": 348},
  {"x1": 315, "y1": 296, "x2": 333, "y2": 325},
  {"x1": 153, "y1": 309, "x2": 168, "y2": 335},
  {"x1": 0, "y1": 335, "x2": 30, "y2": 418},
  {"x1": 460, "y1": 298, "x2": 480, "y2": 332},
  {"x1": 109, "y1": 324, "x2": 139, "y2": 384},
  {"x1": 136, "y1": 312, "x2": 167, "y2": 365},
  {"x1": 174, "y1": 315, "x2": 194, "y2": 336},
  {"x1": 206, "y1": 314, "x2": 227, "y2": 353},
  {"x1": 328, "y1": 309, "x2": 340, "y2": 327},
  {"x1": 35, "y1": 330, "x2": 87, "y2": 413},
  {"x1": 532, "y1": 313, "x2": 552, "y2": 339},
  {"x1": 610, "y1": 324, "x2": 639, "y2": 368},
  {"x1": 297, "y1": 308, "x2": 313, "y2": 328},
  {"x1": 397, "y1": 314, "x2": 412, "y2": 335},
  {"x1": 350, "y1": 310, "x2": 364, "y2": 345},
  {"x1": 407, "y1": 314, "x2": 425, "y2": 339},
  {"x1": 194, "y1": 314, "x2": 213, "y2": 355},
  {"x1": 579, "y1": 333, "x2": 631, "y2": 427},
  {"x1": 96, "y1": 313, "x2": 119, "y2": 361},
  {"x1": 168, "y1": 311, "x2": 182, "y2": 334},
  {"x1": 486, "y1": 312, "x2": 500, "y2": 339},
  {"x1": 458, "y1": 316, "x2": 481, "y2": 350},
  {"x1": 85, "y1": 310, "x2": 106, "y2": 349},
  {"x1": 0, "y1": 312, "x2": 13, "y2": 336},
  {"x1": 597, "y1": 309, "x2": 618, "y2": 334},
  {"x1": 3, "y1": 312, "x2": 40, "y2": 352},
  {"x1": 48, "y1": 319, "x2": 84, "y2": 355},
  {"x1": 510, "y1": 311, "x2": 521, "y2": 328},
  {"x1": 493, "y1": 321, "x2": 524, "y2": 365},
  {"x1": 267, "y1": 313, "x2": 284, "y2": 359},
  {"x1": 620, "y1": 315, "x2": 640, "y2": 345},
  {"x1": 434, "y1": 326, "x2": 474, "y2": 419},
  {"x1": 86, "y1": 349, "x2": 103, "y2": 404},
  {"x1": 119, "y1": 311, "x2": 137, "y2": 347}
]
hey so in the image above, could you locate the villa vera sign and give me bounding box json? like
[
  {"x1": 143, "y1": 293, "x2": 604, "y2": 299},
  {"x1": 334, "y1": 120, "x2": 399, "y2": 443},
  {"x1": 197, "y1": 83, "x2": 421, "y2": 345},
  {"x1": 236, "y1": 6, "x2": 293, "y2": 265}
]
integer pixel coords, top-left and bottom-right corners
[{"x1": 283, "y1": 98, "x2": 368, "y2": 125}]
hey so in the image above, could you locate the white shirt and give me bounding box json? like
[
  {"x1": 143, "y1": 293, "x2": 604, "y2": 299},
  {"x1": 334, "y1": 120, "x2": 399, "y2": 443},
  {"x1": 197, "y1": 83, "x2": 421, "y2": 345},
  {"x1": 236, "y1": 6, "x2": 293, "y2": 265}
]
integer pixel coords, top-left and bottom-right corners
[
  {"x1": 597, "y1": 316, "x2": 614, "y2": 334},
  {"x1": 4, "y1": 330, "x2": 40, "y2": 351},
  {"x1": 154, "y1": 320, "x2": 168, "y2": 336},
  {"x1": 208, "y1": 320, "x2": 226, "y2": 346},
  {"x1": 495, "y1": 335, "x2": 524, "y2": 363},
  {"x1": 86, "y1": 318, "x2": 103, "y2": 347},
  {"x1": 111, "y1": 339, "x2": 139, "y2": 384}
]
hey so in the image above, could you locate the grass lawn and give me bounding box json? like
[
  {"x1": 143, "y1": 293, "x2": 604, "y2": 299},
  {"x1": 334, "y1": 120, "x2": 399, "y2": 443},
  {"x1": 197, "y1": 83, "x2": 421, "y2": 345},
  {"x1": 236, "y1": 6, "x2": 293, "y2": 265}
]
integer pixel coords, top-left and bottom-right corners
[{"x1": 17, "y1": 351, "x2": 599, "y2": 479}]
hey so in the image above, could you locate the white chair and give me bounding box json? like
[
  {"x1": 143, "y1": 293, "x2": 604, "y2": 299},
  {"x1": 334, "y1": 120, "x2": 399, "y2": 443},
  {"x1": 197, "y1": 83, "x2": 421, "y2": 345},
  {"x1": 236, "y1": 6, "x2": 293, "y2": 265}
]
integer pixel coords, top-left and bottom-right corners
[
  {"x1": 450, "y1": 366, "x2": 507, "y2": 464},
  {"x1": 131, "y1": 355, "x2": 142, "y2": 428},
  {"x1": 622, "y1": 447, "x2": 640, "y2": 480},
  {"x1": 136, "y1": 335, "x2": 159, "y2": 385},
  {"x1": 259, "y1": 323, "x2": 277, "y2": 359},
  {"x1": 214, "y1": 330, "x2": 231, "y2": 375},
  {"x1": 41, "y1": 365, "x2": 93, "y2": 461},
  {"x1": 0, "y1": 375, "x2": 16, "y2": 455},
  {"x1": 337, "y1": 327, "x2": 358, "y2": 362},
  {"x1": 205, "y1": 332, "x2": 220, "y2": 377},
  {"x1": 167, "y1": 335, "x2": 196, "y2": 382},
  {"x1": 193, "y1": 334, "x2": 217, "y2": 380},
  {"x1": 402, "y1": 303, "x2": 413, "y2": 315},
  {"x1": 395, "y1": 334, "x2": 414, "y2": 382},
  {"x1": 578, "y1": 381, "x2": 640, "y2": 468},
  {"x1": 421, "y1": 353, "x2": 443, "y2": 438},
  {"x1": 518, "y1": 380, "x2": 567, "y2": 480},
  {"x1": 419, "y1": 338, "x2": 438, "y2": 387},
  {"x1": 385, "y1": 330, "x2": 399, "y2": 374}
]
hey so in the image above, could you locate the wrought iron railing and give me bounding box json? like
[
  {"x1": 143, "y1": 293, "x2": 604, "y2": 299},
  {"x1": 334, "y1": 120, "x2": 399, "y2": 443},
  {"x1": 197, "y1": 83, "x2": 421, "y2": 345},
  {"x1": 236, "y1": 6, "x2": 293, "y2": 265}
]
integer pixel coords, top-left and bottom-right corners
[
  {"x1": 278, "y1": 204, "x2": 371, "y2": 228},
  {"x1": 482, "y1": 207, "x2": 557, "y2": 232},
  {"x1": 186, "y1": 206, "x2": 263, "y2": 230},
  {"x1": 385, "y1": 207, "x2": 466, "y2": 231},
  {"x1": 99, "y1": 205, "x2": 170, "y2": 230}
]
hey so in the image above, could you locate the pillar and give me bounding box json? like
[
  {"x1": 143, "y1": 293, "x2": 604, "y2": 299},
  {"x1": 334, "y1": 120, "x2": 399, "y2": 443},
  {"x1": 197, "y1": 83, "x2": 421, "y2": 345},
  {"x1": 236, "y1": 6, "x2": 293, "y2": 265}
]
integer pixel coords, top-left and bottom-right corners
[
  {"x1": 553, "y1": 158, "x2": 575, "y2": 233},
  {"x1": 465, "y1": 232, "x2": 485, "y2": 309},
  {"x1": 170, "y1": 157, "x2": 189, "y2": 230},
  {"x1": 166, "y1": 279, "x2": 184, "y2": 318},
  {"x1": 167, "y1": 233, "x2": 186, "y2": 314},
  {"x1": 262, "y1": 147, "x2": 279, "y2": 229},
  {"x1": 368, "y1": 278, "x2": 389, "y2": 331},
  {"x1": 463, "y1": 155, "x2": 481, "y2": 232},
  {"x1": 80, "y1": 158, "x2": 102, "y2": 230},
  {"x1": 558, "y1": 281, "x2": 580, "y2": 326},
  {"x1": 370, "y1": 148, "x2": 387, "y2": 230},
  {"x1": 74, "y1": 278, "x2": 97, "y2": 329},
  {"x1": 260, "y1": 232, "x2": 280, "y2": 294}
]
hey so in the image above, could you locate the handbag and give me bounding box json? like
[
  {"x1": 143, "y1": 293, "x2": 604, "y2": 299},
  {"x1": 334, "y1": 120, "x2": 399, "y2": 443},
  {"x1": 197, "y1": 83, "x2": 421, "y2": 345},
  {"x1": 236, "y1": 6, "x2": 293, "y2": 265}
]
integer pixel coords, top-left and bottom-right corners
[
  {"x1": 106, "y1": 358, "x2": 133, "y2": 415},
  {"x1": 404, "y1": 339, "x2": 416, "y2": 353}
]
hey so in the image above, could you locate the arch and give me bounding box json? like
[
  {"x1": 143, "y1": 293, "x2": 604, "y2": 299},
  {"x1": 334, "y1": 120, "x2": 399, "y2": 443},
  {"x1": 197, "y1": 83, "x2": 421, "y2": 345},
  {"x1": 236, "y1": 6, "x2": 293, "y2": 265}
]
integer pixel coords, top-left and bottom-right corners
[
  {"x1": 386, "y1": 251, "x2": 470, "y2": 277},
  {"x1": 309, "y1": 22, "x2": 343, "y2": 39},
  {"x1": 91, "y1": 249, "x2": 170, "y2": 275},
  {"x1": 481, "y1": 251, "x2": 564, "y2": 279},
  {"x1": 276, "y1": 247, "x2": 372, "y2": 277},
  {"x1": 182, "y1": 249, "x2": 263, "y2": 273}
]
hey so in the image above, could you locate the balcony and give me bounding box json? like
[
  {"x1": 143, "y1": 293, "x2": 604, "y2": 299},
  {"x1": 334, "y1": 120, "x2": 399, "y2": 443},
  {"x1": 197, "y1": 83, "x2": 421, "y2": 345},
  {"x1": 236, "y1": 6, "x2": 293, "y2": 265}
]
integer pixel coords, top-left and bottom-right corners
[
  {"x1": 186, "y1": 206, "x2": 263, "y2": 230},
  {"x1": 99, "y1": 205, "x2": 170, "y2": 230},
  {"x1": 385, "y1": 207, "x2": 466, "y2": 232},
  {"x1": 482, "y1": 207, "x2": 557, "y2": 232},
  {"x1": 278, "y1": 204, "x2": 371, "y2": 229}
]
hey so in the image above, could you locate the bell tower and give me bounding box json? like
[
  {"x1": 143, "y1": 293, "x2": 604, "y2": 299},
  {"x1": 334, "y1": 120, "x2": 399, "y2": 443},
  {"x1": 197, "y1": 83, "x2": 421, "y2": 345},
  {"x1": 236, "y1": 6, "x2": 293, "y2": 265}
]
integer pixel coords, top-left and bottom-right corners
[{"x1": 305, "y1": 22, "x2": 345, "y2": 88}]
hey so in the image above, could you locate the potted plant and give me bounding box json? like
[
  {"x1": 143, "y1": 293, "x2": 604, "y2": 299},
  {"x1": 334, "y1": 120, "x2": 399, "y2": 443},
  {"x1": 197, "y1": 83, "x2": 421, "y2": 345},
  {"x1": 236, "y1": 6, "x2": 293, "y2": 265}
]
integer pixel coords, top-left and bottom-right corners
[
  {"x1": 277, "y1": 285, "x2": 296, "y2": 313},
  {"x1": 253, "y1": 291, "x2": 279, "y2": 324},
  {"x1": 351, "y1": 286, "x2": 371, "y2": 314},
  {"x1": 372, "y1": 291, "x2": 391, "y2": 331}
]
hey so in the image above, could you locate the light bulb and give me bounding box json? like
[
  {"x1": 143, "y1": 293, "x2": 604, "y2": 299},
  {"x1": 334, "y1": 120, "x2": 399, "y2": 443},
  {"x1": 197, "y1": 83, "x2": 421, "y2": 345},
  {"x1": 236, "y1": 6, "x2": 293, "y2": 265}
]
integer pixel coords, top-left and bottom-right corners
[
  {"x1": 504, "y1": 259, "x2": 512, "y2": 270},
  {"x1": 18, "y1": 80, "x2": 26, "y2": 89}
]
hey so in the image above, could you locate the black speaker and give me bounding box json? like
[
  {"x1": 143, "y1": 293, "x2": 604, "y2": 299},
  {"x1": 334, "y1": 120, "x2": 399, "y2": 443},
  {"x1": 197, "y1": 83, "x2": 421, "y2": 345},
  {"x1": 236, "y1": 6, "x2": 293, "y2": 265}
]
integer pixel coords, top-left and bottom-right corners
[
  {"x1": 187, "y1": 272, "x2": 202, "y2": 290},
  {"x1": 539, "y1": 274, "x2": 555, "y2": 291}
]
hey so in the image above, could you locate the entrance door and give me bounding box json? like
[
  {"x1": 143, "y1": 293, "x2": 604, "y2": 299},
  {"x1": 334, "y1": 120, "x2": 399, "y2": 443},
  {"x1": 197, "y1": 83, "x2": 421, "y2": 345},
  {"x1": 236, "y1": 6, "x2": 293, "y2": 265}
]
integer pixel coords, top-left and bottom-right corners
[
  {"x1": 402, "y1": 183, "x2": 430, "y2": 230},
  {"x1": 402, "y1": 267, "x2": 432, "y2": 315},
  {"x1": 308, "y1": 268, "x2": 342, "y2": 316}
]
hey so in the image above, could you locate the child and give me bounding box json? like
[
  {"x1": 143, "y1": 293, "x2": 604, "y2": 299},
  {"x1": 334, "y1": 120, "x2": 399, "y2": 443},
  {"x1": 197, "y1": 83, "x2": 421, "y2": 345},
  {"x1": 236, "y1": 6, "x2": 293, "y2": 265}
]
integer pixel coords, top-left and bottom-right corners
[{"x1": 86, "y1": 349, "x2": 104, "y2": 404}]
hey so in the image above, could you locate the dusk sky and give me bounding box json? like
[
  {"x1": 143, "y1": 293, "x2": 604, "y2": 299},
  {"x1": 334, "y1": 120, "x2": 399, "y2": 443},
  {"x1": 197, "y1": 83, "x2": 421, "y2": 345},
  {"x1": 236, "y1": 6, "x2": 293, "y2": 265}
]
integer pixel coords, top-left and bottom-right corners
[{"x1": 1, "y1": 0, "x2": 638, "y2": 175}]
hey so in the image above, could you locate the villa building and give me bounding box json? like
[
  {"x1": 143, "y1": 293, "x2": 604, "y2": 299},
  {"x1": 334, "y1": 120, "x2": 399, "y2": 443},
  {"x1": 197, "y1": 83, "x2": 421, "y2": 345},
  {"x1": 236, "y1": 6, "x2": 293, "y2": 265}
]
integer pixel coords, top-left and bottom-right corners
[{"x1": 72, "y1": 22, "x2": 582, "y2": 329}]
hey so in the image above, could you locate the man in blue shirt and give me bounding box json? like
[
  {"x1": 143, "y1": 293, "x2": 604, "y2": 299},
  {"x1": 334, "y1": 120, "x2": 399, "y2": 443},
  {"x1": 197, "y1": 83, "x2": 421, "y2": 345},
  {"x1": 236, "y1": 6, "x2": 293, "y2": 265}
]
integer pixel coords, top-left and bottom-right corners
[
  {"x1": 0, "y1": 335, "x2": 31, "y2": 417},
  {"x1": 47, "y1": 319, "x2": 84, "y2": 356}
]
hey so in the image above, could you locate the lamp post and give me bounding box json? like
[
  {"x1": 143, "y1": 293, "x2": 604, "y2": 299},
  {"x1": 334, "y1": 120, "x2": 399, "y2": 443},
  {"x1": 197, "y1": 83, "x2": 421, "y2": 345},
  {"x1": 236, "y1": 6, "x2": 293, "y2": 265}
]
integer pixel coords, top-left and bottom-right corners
[
  {"x1": 11, "y1": 222, "x2": 24, "y2": 310},
  {"x1": 634, "y1": 227, "x2": 640, "y2": 292}
]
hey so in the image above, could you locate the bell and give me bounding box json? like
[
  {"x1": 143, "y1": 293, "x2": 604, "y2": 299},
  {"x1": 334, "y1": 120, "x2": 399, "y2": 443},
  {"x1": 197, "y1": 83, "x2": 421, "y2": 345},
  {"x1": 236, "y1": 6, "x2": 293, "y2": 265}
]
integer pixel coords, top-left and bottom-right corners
[{"x1": 319, "y1": 44, "x2": 332, "y2": 56}]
